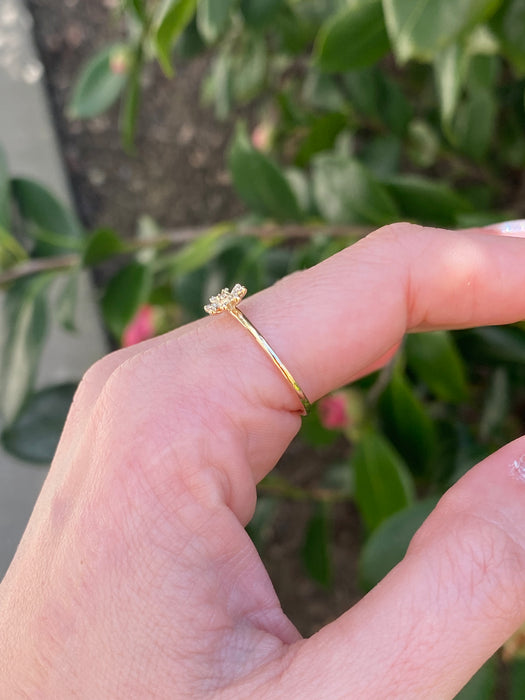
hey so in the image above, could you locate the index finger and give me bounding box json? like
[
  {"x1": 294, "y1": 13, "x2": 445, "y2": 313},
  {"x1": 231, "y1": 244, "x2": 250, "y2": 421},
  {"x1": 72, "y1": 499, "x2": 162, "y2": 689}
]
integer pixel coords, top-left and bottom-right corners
[
  {"x1": 238, "y1": 223, "x2": 525, "y2": 409},
  {"x1": 67, "y1": 223, "x2": 525, "y2": 522}
]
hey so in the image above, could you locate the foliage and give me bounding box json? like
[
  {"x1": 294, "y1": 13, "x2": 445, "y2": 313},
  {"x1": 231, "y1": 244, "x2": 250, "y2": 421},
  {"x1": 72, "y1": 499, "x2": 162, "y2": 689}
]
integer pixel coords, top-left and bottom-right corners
[{"x1": 3, "y1": 0, "x2": 525, "y2": 693}]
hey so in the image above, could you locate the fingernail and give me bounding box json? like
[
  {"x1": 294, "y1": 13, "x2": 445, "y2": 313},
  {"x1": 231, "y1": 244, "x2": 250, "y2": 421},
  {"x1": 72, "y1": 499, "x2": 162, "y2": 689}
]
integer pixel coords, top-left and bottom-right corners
[{"x1": 487, "y1": 219, "x2": 525, "y2": 235}]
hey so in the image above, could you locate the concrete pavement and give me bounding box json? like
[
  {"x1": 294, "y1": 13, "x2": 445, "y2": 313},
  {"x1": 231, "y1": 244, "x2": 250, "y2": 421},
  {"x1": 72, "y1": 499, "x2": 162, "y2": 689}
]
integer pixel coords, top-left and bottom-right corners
[{"x1": 0, "y1": 0, "x2": 106, "y2": 576}]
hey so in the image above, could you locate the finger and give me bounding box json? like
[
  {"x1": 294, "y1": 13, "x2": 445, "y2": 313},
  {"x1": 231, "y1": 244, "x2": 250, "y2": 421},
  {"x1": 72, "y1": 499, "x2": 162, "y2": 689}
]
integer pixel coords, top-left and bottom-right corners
[
  {"x1": 54, "y1": 224, "x2": 525, "y2": 517},
  {"x1": 275, "y1": 437, "x2": 525, "y2": 699},
  {"x1": 53, "y1": 321, "x2": 200, "y2": 463},
  {"x1": 62, "y1": 222, "x2": 525, "y2": 430},
  {"x1": 238, "y1": 223, "x2": 525, "y2": 407}
]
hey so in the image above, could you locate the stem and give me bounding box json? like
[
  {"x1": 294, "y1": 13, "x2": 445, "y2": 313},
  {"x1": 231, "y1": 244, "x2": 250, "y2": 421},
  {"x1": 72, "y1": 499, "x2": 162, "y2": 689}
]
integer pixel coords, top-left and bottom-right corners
[
  {"x1": 366, "y1": 354, "x2": 397, "y2": 408},
  {"x1": 259, "y1": 474, "x2": 351, "y2": 504},
  {"x1": 0, "y1": 222, "x2": 371, "y2": 286},
  {"x1": 0, "y1": 254, "x2": 80, "y2": 286}
]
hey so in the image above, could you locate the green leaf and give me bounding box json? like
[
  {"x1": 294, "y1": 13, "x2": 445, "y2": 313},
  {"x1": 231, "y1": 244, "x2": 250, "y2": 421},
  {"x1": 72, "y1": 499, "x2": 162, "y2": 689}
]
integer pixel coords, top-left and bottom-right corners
[
  {"x1": 510, "y1": 659, "x2": 525, "y2": 700},
  {"x1": 120, "y1": 46, "x2": 143, "y2": 152},
  {"x1": 312, "y1": 154, "x2": 400, "y2": 225},
  {"x1": 274, "y1": 4, "x2": 313, "y2": 54},
  {"x1": 161, "y1": 224, "x2": 230, "y2": 276},
  {"x1": 379, "y1": 364, "x2": 437, "y2": 474},
  {"x1": 315, "y1": 0, "x2": 390, "y2": 72},
  {"x1": 359, "y1": 497, "x2": 438, "y2": 589},
  {"x1": 381, "y1": 174, "x2": 472, "y2": 226},
  {"x1": 458, "y1": 326, "x2": 525, "y2": 364},
  {"x1": 295, "y1": 112, "x2": 347, "y2": 168},
  {"x1": 101, "y1": 261, "x2": 152, "y2": 340},
  {"x1": 353, "y1": 429, "x2": 415, "y2": 532},
  {"x1": 11, "y1": 178, "x2": 83, "y2": 255},
  {"x1": 228, "y1": 123, "x2": 302, "y2": 221},
  {"x1": 300, "y1": 404, "x2": 340, "y2": 447},
  {"x1": 196, "y1": 0, "x2": 235, "y2": 43},
  {"x1": 452, "y1": 85, "x2": 496, "y2": 160},
  {"x1": 0, "y1": 275, "x2": 53, "y2": 424},
  {"x1": 177, "y1": 16, "x2": 207, "y2": 58},
  {"x1": 491, "y1": 0, "x2": 525, "y2": 74},
  {"x1": 204, "y1": 48, "x2": 233, "y2": 119},
  {"x1": 231, "y1": 36, "x2": 267, "y2": 103},
  {"x1": 285, "y1": 168, "x2": 314, "y2": 216},
  {"x1": 1, "y1": 383, "x2": 77, "y2": 464},
  {"x1": 301, "y1": 502, "x2": 332, "y2": 587},
  {"x1": 155, "y1": 0, "x2": 198, "y2": 76},
  {"x1": 455, "y1": 658, "x2": 496, "y2": 699},
  {"x1": 406, "y1": 119, "x2": 440, "y2": 168},
  {"x1": 240, "y1": 0, "x2": 282, "y2": 27},
  {"x1": 360, "y1": 134, "x2": 401, "y2": 177},
  {"x1": 172, "y1": 267, "x2": 209, "y2": 319},
  {"x1": 246, "y1": 495, "x2": 279, "y2": 551},
  {"x1": 0, "y1": 144, "x2": 9, "y2": 230},
  {"x1": 343, "y1": 67, "x2": 412, "y2": 135},
  {"x1": 217, "y1": 235, "x2": 268, "y2": 292},
  {"x1": 406, "y1": 331, "x2": 469, "y2": 403},
  {"x1": 135, "y1": 215, "x2": 161, "y2": 265},
  {"x1": 82, "y1": 228, "x2": 127, "y2": 266},
  {"x1": 126, "y1": 0, "x2": 148, "y2": 23},
  {"x1": 467, "y1": 53, "x2": 500, "y2": 89},
  {"x1": 382, "y1": 0, "x2": 503, "y2": 63},
  {"x1": 343, "y1": 67, "x2": 381, "y2": 120},
  {"x1": 479, "y1": 367, "x2": 509, "y2": 441},
  {"x1": 434, "y1": 43, "x2": 468, "y2": 128},
  {"x1": 378, "y1": 74, "x2": 413, "y2": 136},
  {"x1": 56, "y1": 271, "x2": 79, "y2": 333},
  {"x1": 68, "y1": 44, "x2": 129, "y2": 119},
  {"x1": 0, "y1": 226, "x2": 27, "y2": 272},
  {"x1": 302, "y1": 70, "x2": 347, "y2": 112}
]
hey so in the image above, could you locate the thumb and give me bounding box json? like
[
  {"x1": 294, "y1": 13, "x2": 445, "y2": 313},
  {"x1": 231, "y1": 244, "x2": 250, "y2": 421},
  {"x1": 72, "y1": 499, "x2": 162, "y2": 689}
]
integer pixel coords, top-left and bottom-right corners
[{"x1": 279, "y1": 437, "x2": 525, "y2": 699}]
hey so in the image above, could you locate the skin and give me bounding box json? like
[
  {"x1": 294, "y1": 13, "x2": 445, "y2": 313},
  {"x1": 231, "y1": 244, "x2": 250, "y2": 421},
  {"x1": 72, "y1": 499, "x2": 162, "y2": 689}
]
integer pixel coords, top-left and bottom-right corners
[{"x1": 1, "y1": 223, "x2": 525, "y2": 698}]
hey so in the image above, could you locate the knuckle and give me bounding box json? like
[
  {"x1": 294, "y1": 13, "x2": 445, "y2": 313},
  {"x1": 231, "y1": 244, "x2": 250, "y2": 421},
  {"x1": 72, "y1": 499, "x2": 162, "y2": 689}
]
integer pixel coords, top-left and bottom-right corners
[
  {"x1": 370, "y1": 221, "x2": 424, "y2": 237},
  {"x1": 83, "y1": 346, "x2": 238, "y2": 510},
  {"x1": 366, "y1": 221, "x2": 426, "y2": 248},
  {"x1": 73, "y1": 350, "x2": 128, "y2": 413}
]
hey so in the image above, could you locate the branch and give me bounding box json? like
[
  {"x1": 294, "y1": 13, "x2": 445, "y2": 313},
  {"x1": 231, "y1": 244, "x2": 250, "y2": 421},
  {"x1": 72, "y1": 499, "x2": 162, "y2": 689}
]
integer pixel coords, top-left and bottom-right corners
[
  {"x1": 0, "y1": 253, "x2": 80, "y2": 286},
  {"x1": 0, "y1": 222, "x2": 372, "y2": 286},
  {"x1": 258, "y1": 474, "x2": 351, "y2": 504}
]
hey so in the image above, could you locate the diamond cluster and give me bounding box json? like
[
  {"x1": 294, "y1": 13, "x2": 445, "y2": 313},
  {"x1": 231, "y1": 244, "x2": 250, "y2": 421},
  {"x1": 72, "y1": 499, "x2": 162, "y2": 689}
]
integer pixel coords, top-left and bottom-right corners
[{"x1": 204, "y1": 283, "x2": 247, "y2": 315}]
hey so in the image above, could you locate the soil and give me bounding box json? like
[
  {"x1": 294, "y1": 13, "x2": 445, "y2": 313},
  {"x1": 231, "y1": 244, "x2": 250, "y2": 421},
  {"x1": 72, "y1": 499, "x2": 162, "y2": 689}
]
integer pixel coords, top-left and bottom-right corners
[
  {"x1": 25, "y1": 0, "x2": 363, "y2": 637},
  {"x1": 26, "y1": 0, "x2": 245, "y2": 238}
]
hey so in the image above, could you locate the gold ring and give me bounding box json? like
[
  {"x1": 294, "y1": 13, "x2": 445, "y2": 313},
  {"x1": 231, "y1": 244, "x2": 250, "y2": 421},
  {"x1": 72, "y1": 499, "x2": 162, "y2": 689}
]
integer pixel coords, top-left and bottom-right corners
[{"x1": 204, "y1": 284, "x2": 310, "y2": 415}]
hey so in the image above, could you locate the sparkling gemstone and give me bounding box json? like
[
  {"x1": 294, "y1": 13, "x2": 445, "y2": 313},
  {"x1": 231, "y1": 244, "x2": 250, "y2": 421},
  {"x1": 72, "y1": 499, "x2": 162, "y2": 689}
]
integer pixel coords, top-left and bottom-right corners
[{"x1": 204, "y1": 284, "x2": 247, "y2": 314}]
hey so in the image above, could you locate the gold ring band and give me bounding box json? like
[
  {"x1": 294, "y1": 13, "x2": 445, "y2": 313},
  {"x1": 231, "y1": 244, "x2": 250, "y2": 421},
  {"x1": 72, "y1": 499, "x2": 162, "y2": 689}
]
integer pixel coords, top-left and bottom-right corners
[{"x1": 204, "y1": 284, "x2": 310, "y2": 415}]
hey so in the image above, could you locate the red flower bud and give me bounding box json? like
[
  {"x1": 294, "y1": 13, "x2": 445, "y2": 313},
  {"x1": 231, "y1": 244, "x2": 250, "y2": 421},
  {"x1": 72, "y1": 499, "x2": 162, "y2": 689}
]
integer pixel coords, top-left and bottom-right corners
[
  {"x1": 109, "y1": 49, "x2": 130, "y2": 75},
  {"x1": 319, "y1": 393, "x2": 349, "y2": 430},
  {"x1": 251, "y1": 123, "x2": 273, "y2": 152},
  {"x1": 122, "y1": 305, "x2": 155, "y2": 347}
]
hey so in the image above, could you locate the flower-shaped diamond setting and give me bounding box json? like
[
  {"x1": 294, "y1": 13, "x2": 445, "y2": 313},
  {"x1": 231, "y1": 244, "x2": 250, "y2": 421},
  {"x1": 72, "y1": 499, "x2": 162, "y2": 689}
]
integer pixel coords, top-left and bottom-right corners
[{"x1": 204, "y1": 283, "x2": 247, "y2": 315}]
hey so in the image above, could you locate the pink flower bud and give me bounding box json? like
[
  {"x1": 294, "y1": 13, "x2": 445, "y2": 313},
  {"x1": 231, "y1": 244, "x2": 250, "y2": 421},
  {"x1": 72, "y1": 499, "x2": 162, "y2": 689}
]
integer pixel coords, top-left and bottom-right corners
[
  {"x1": 109, "y1": 49, "x2": 130, "y2": 75},
  {"x1": 122, "y1": 305, "x2": 155, "y2": 347},
  {"x1": 319, "y1": 393, "x2": 349, "y2": 430},
  {"x1": 251, "y1": 123, "x2": 273, "y2": 152}
]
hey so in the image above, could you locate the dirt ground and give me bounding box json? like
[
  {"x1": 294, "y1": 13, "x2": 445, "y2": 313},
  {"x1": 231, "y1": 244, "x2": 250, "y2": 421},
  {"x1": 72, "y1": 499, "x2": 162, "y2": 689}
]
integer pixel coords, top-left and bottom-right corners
[
  {"x1": 26, "y1": 0, "x2": 363, "y2": 638},
  {"x1": 27, "y1": 0, "x2": 246, "y2": 237}
]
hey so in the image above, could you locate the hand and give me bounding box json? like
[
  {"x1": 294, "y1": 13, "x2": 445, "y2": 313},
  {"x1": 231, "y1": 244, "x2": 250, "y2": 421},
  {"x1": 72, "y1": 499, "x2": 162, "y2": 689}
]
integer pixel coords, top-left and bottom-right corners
[{"x1": 2, "y1": 223, "x2": 525, "y2": 699}]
